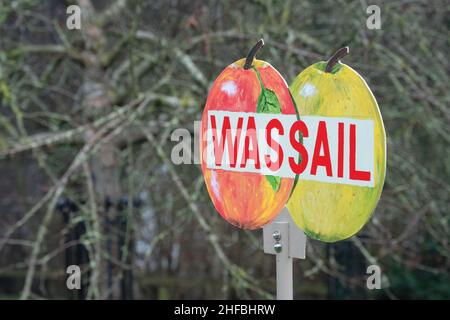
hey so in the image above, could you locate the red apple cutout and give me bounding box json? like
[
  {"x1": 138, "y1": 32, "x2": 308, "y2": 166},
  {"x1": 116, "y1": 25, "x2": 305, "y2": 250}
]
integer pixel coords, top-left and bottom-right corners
[{"x1": 200, "y1": 40, "x2": 298, "y2": 229}]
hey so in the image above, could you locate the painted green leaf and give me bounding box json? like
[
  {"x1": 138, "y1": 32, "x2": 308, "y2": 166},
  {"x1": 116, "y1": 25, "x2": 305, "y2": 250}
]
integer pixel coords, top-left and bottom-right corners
[
  {"x1": 266, "y1": 175, "x2": 281, "y2": 192},
  {"x1": 256, "y1": 88, "x2": 282, "y2": 114},
  {"x1": 253, "y1": 67, "x2": 283, "y2": 192}
]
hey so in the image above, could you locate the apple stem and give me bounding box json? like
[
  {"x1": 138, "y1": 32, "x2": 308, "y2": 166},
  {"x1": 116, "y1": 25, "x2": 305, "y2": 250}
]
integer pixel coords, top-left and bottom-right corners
[
  {"x1": 244, "y1": 39, "x2": 265, "y2": 70},
  {"x1": 325, "y1": 46, "x2": 349, "y2": 73}
]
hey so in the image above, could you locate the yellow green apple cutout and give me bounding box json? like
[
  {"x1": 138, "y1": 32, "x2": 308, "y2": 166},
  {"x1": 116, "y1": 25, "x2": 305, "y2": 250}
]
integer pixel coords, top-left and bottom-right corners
[{"x1": 287, "y1": 47, "x2": 387, "y2": 242}]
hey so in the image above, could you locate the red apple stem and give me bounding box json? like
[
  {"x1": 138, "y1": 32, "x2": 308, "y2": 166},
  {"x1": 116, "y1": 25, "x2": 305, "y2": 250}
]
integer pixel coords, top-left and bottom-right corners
[
  {"x1": 325, "y1": 46, "x2": 349, "y2": 73},
  {"x1": 244, "y1": 39, "x2": 265, "y2": 70}
]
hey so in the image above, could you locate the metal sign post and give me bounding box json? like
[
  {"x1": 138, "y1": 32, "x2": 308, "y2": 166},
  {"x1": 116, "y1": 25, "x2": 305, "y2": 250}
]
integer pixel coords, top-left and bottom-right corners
[{"x1": 263, "y1": 208, "x2": 306, "y2": 300}]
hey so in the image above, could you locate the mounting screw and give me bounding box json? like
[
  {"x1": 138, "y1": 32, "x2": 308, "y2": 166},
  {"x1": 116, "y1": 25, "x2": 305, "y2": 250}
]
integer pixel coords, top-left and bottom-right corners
[
  {"x1": 273, "y1": 230, "x2": 281, "y2": 241},
  {"x1": 274, "y1": 242, "x2": 282, "y2": 253}
]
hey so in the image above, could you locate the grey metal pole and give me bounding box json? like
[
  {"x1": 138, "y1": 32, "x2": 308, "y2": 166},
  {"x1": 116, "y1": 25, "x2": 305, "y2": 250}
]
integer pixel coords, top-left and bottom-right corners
[
  {"x1": 263, "y1": 208, "x2": 305, "y2": 300},
  {"x1": 274, "y1": 221, "x2": 293, "y2": 300}
]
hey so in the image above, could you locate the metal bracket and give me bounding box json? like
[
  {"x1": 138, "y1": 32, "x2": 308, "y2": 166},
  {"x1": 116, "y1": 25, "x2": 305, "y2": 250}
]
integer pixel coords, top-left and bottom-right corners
[{"x1": 263, "y1": 208, "x2": 306, "y2": 259}]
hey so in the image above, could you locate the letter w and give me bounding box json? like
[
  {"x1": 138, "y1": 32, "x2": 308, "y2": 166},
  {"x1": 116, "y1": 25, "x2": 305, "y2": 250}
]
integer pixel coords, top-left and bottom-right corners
[
  {"x1": 264, "y1": 305, "x2": 275, "y2": 315},
  {"x1": 210, "y1": 115, "x2": 243, "y2": 167}
]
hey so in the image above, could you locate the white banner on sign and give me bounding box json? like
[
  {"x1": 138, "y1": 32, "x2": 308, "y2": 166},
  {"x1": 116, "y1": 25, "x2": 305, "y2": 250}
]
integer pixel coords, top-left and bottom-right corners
[{"x1": 205, "y1": 110, "x2": 374, "y2": 187}]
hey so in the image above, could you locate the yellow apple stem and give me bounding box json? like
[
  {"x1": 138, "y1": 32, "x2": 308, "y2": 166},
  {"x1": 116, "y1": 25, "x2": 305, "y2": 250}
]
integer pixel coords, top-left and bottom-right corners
[
  {"x1": 325, "y1": 46, "x2": 349, "y2": 73},
  {"x1": 244, "y1": 39, "x2": 265, "y2": 70}
]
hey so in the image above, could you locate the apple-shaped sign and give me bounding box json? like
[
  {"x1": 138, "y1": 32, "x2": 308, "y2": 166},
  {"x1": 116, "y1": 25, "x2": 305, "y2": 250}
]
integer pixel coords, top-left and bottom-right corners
[
  {"x1": 200, "y1": 40, "x2": 298, "y2": 229},
  {"x1": 286, "y1": 47, "x2": 387, "y2": 242}
]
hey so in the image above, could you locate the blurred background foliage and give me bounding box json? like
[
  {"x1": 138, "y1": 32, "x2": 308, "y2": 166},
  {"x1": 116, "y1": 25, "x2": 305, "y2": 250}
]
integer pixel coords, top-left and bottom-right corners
[{"x1": 0, "y1": 0, "x2": 449, "y2": 299}]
